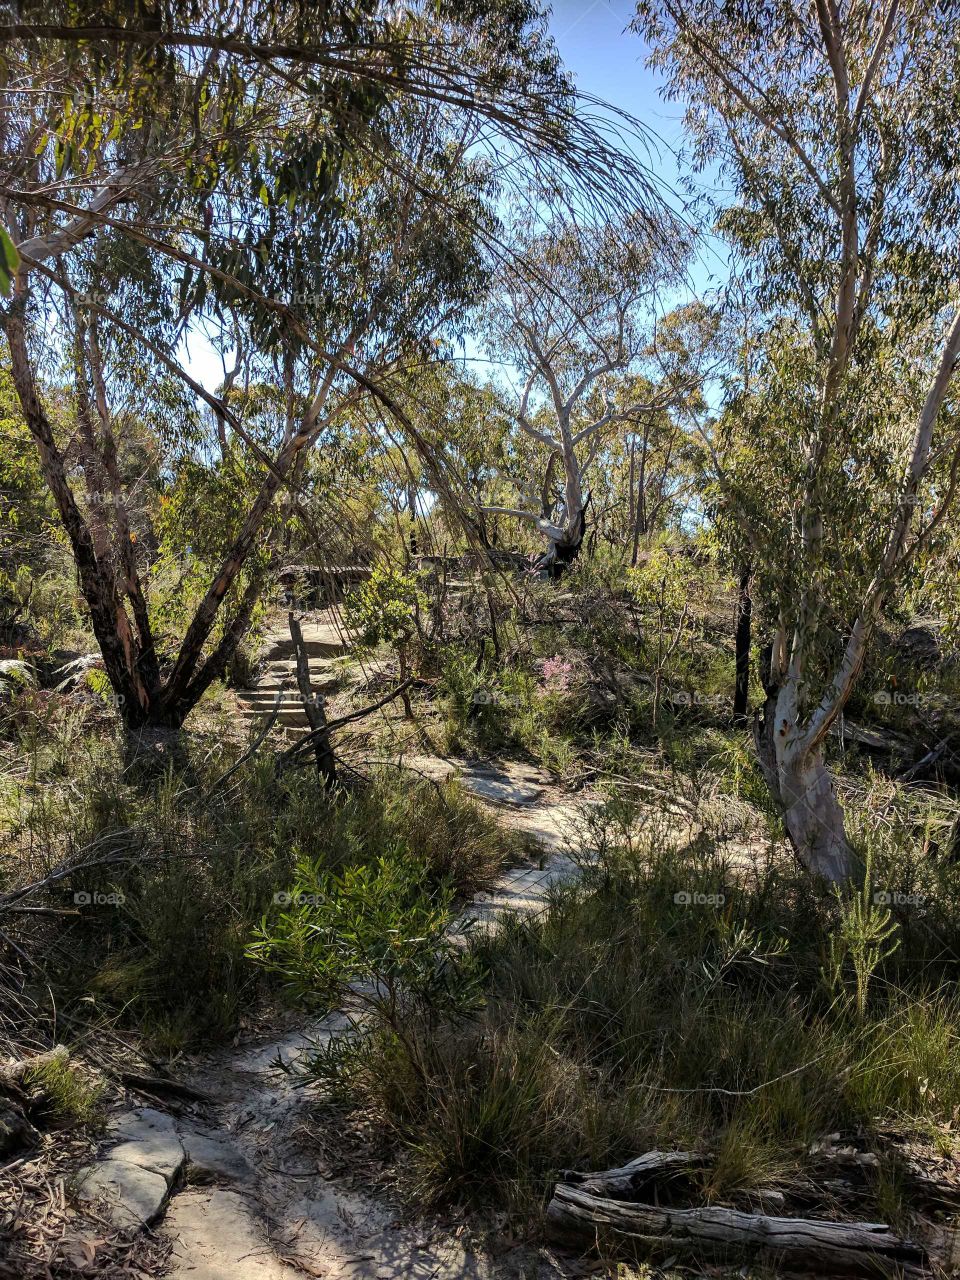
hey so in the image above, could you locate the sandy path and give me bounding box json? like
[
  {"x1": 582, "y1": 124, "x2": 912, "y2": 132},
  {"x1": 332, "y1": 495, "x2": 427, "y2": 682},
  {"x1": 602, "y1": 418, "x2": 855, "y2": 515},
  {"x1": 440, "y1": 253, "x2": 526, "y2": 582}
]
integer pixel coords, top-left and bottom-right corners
[
  {"x1": 73, "y1": 615, "x2": 596, "y2": 1278},
  {"x1": 159, "y1": 759, "x2": 587, "y2": 1279}
]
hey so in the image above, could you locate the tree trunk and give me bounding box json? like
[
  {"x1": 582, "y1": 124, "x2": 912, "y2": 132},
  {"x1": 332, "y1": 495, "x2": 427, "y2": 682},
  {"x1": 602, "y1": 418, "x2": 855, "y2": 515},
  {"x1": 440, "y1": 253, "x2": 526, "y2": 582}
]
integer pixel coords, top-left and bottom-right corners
[
  {"x1": 407, "y1": 482, "x2": 419, "y2": 556},
  {"x1": 756, "y1": 689, "x2": 861, "y2": 884},
  {"x1": 626, "y1": 437, "x2": 636, "y2": 539},
  {"x1": 4, "y1": 307, "x2": 152, "y2": 720},
  {"x1": 536, "y1": 449, "x2": 589, "y2": 578},
  {"x1": 533, "y1": 428, "x2": 589, "y2": 578},
  {"x1": 733, "y1": 563, "x2": 752, "y2": 724},
  {"x1": 5, "y1": 303, "x2": 314, "y2": 733},
  {"x1": 288, "y1": 612, "x2": 336, "y2": 788}
]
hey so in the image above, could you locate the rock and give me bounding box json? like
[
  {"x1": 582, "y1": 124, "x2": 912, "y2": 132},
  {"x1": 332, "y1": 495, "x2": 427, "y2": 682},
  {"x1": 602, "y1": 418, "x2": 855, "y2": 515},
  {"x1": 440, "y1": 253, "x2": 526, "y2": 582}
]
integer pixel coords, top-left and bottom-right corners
[
  {"x1": 5, "y1": 1043, "x2": 70, "y2": 1081},
  {"x1": 165, "y1": 1187, "x2": 304, "y2": 1279},
  {"x1": 0, "y1": 1097, "x2": 40, "y2": 1156},
  {"x1": 76, "y1": 1157, "x2": 172, "y2": 1230},
  {"x1": 75, "y1": 1106, "x2": 185, "y2": 1231},
  {"x1": 896, "y1": 621, "x2": 941, "y2": 664},
  {"x1": 108, "y1": 1106, "x2": 184, "y2": 1174},
  {"x1": 459, "y1": 769, "x2": 545, "y2": 807},
  {"x1": 180, "y1": 1129, "x2": 255, "y2": 1183}
]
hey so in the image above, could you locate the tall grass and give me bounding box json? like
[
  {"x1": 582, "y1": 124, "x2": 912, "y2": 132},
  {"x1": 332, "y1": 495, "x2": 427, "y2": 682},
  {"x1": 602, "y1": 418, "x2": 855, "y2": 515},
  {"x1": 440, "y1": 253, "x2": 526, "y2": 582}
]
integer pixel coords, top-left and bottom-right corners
[
  {"x1": 305, "y1": 807, "x2": 960, "y2": 1224},
  {"x1": 2, "y1": 699, "x2": 516, "y2": 1053}
]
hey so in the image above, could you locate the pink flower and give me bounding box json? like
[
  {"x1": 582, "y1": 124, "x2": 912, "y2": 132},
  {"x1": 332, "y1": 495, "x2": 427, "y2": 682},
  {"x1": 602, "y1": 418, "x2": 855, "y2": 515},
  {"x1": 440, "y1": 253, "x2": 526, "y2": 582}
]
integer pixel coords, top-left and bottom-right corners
[{"x1": 537, "y1": 656, "x2": 576, "y2": 692}]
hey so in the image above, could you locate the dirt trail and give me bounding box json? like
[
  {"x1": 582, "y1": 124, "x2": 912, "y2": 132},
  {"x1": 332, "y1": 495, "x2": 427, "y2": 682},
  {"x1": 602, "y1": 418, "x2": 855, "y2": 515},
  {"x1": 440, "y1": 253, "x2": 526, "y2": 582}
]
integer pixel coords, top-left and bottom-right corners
[
  {"x1": 160, "y1": 760, "x2": 585, "y2": 1279},
  {"x1": 75, "y1": 619, "x2": 594, "y2": 1279}
]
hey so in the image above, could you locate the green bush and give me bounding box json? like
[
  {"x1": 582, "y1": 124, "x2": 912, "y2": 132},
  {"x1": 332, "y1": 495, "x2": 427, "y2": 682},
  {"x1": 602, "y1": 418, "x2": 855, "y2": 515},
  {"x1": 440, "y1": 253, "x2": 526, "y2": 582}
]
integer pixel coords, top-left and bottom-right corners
[
  {"x1": 3, "y1": 713, "x2": 513, "y2": 1054},
  {"x1": 305, "y1": 806, "x2": 960, "y2": 1223},
  {"x1": 23, "y1": 1049, "x2": 104, "y2": 1128}
]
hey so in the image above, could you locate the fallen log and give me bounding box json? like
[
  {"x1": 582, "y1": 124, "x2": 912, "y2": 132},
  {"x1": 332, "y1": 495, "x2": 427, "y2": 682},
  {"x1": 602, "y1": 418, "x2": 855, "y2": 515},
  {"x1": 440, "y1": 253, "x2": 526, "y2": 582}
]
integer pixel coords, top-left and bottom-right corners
[
  {"x1": 547, "y1": 1181, "x2": 927, "y2": 1273},
  {"x1": 276, "y1": 678, "x2": 414, "y2": 770},
  {"x1": 560, "y1": 1149, "x2": 707, "y2": 1197},
  {"x1": 831, "y1": 718, "x2": 913, "y2": 754}
]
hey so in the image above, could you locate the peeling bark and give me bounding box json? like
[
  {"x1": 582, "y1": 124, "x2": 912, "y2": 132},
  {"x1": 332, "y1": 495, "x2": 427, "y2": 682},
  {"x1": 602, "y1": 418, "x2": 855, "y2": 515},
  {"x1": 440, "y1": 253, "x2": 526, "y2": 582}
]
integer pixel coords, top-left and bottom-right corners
[
  {"x1": 547, "y1": 1181, "x2": 926, "y2": 1273},
  {"x1": 756, "y1": 688, "x2": 860, "y2": 884}
]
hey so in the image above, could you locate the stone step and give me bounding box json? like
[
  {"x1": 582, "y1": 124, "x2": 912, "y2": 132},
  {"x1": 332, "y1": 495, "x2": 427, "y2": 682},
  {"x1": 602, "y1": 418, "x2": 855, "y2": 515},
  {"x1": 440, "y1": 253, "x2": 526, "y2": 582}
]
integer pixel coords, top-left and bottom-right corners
[
  {"x1": 239, "y1": 686, "x2": 337, "y2": 706},
  {"x1": 256, "y1": 665, "x2": 339, "y2": 683},
  {"x1": 236, "y1": 703, "x2": 316, "y2": 726},
  {"x1": 237, "y1": 708, "x2": 323, "y2": 725},
  {"x1": 260, "y1": 626, "x2": 347, "y2": 662},
  {"x1": 260, "y1": 643, "x2": 344, "y2": 663},
  {"x1": 262, "y1": 653, "x2": 342, "y2": 672},
  {"x1": 76, "y1": 1107, "x2": 185, "y2": 1231}
]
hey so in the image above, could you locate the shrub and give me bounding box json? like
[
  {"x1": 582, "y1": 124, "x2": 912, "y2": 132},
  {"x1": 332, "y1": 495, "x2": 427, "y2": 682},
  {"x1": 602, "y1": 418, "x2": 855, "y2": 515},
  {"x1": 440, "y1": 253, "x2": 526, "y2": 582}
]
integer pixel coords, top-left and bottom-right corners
[
  {"x1": 248, "y1": 855, "x2": 486, "y2": 1088},
  {"x1": 23, "y1": 1049, "x2": 104, "y2": 1128},
  {"x1": 2, "y1": 712, "x2": 512, "y2": 1054},
  {"x1": 302, "y1": 805, "x2": 960, "y2": 1223}
]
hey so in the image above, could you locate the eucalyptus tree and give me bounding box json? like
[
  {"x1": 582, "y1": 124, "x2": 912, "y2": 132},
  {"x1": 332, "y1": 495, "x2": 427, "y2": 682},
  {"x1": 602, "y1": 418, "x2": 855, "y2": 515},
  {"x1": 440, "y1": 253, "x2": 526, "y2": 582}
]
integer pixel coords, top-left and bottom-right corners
[
  {"x1": 0, "y1": 361, "x2": 56, "y2": 631},
  {"x1": 481, "y1": 217, "x2": 689, "y2": 574},
  {"x1": 624, "y1": 300, "x2": 717, "y2": 560},
  {"x1": 3, "y1": 99, "x2": 491, "y2": 729},
  {"x1": 637, "y1": 0, "x2": 960, "y2": 882},
  {"x1": 0, "y1": 0, "x2": 672, "y2": 731}
]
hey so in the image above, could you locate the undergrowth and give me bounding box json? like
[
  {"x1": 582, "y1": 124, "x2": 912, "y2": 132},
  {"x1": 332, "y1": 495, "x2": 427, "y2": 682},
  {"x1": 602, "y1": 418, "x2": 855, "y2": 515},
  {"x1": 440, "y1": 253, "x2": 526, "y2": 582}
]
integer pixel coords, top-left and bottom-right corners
[
  {"x1": 2, "y1": 701, "x2": 514, "y2": 1054},
  {"x1": 298, "y1": 803, "x2": 960, "y2": 1225}
]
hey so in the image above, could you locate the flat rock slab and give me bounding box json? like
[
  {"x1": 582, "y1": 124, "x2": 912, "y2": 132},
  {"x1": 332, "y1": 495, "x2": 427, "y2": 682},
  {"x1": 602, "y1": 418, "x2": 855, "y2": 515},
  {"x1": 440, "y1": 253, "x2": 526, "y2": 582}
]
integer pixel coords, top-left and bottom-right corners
[
  {"x1": 509, "y1": 801, "x2": 584, "y2": 852},
  {"x1": 226, "y1": 1008, "x2": 352, "y2": 1076},
  {"x1": 463, "y1": 852, "x2": 580, "y2": 932},
  {"x1": 261, "y1": 622, "x2": 349, "y2": 662},
  {"x1": 76, "y1": 1106, "x2": 184, "y2": 1230},
  {"x1": 179, "y1": 1127, "x2": 255, "y2": 1183},
  {"x1": 108, "y1": 1105, "x2": 184, "y2": 1172},
  {"x1": 166, "y1": 1185, "x2": 494, "y2": 1280},
  {"x1": 165, "y1": 1188, "x2": 303, "y2": 1280},
  {"x1": 391, "y1": 755, "x2": 590, "y2": 931},
  {"x1": 402, "y1": 755, "x2": 551, "y2": 806},
  {"x1": 76, "y1": 1159, "x2": 171, "y2": 1230}
]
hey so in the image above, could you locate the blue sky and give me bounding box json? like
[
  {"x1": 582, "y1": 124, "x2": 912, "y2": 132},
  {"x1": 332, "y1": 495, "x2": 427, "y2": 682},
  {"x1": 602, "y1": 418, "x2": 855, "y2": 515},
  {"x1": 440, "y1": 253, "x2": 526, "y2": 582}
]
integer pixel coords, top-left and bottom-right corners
[
  {"x1": 550, "y1": 0, "x2": 686, "y2": 181},
  {"x1": 550, "y1": 1, "x2": 729, "y2": 285},
  {"x1": 182, "y1": 2, "x2": 725, "y2": 391}
]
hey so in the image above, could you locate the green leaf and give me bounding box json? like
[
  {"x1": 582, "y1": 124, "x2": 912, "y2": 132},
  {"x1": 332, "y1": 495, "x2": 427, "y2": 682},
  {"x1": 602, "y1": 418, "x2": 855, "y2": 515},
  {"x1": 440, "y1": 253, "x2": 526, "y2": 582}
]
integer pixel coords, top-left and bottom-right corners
[{"x1": 0, "y1": 226, "x2": 20, "y2": 298}]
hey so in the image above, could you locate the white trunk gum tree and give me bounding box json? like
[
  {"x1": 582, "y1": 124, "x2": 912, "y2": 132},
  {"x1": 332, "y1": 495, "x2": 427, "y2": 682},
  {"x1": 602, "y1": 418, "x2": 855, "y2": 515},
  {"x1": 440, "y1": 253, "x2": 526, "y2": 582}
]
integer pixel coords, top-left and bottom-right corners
[
  {"x1": 637, "y1": 0, "x2": 960, "y2": 882},
  {"x1": 482, "y1": 220, "x2": 685, "y2": 574}
]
